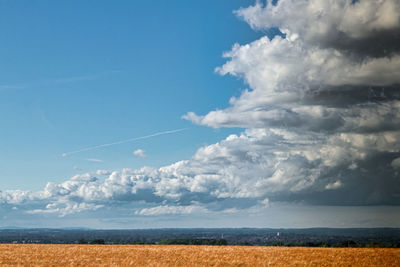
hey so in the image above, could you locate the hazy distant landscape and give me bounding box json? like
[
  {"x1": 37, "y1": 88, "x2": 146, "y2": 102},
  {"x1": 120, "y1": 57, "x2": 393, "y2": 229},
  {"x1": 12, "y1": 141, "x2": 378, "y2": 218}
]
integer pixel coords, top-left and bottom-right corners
[{"x1": 1, "y1": 228, "x2": 399, "y2": 248}]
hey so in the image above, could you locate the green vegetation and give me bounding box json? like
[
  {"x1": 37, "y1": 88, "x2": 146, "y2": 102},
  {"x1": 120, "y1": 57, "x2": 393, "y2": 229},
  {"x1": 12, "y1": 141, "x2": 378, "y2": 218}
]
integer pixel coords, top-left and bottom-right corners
[
  {"x1": 159, "y1": 239, "x2": 227, "y2": 245},
  {"x1": 89, "y1": 239, "x2": 105, "y2": 244}
]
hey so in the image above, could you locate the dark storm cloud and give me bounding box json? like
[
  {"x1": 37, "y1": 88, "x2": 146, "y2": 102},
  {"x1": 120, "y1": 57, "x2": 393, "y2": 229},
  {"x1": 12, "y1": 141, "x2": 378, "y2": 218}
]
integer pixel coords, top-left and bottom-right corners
[
  {"x1": 304, "y1": 85, "x2": 400, "y2": 107},
  {"x1": 321, "y1": 29, "x2": 400, "y2": 58}
]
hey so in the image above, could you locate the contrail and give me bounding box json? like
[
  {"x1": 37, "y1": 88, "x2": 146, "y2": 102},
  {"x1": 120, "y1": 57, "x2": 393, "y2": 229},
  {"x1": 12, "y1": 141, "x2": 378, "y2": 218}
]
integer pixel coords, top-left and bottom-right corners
[{"x1": 61, "y1": 128, "x2": 188, "y2": 157}]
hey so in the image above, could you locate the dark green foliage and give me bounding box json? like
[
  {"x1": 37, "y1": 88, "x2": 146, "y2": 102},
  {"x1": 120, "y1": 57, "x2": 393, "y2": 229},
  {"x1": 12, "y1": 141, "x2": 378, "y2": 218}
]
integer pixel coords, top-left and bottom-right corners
[
  {"x1": 89, "y1": 239, "x2": 105, "y2": 244},
  {"x1": 159, "y1": 239, "x2": 227, "y2": 245},
  {"x1": 128, "y1": 240, "x2": 156, "y2": 245},
  {"x1": 78, "y1": 238, "x2": 88, "y2": 244}
]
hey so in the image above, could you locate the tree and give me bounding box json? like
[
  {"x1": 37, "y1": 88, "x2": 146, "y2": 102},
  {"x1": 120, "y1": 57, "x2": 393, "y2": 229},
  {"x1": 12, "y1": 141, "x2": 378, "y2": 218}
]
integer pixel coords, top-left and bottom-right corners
[{"x1": 89, "y1": 239, "x2": 105, "y2": 244}]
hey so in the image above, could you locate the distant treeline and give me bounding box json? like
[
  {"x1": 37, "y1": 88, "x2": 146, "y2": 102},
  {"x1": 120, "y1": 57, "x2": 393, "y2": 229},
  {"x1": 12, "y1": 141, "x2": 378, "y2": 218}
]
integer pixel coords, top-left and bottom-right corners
[
  {"x1": 76, "y1": 238, "x2": 399, "y2": 247},
  {"x1": 1, "y1": 228, "x2": 400, "y2": 247},
  {"x1": 7, "y1": 239, "x2": 400, "y2": 248},
  {"x1": 159, "y1": 239, "x2": 228, "y2": 245},
  {"x1": 79, "y1": 239, "x2": 155, "y2": 245},
  {"x1": 260, "y1": 241, "x2": 400, "y2": 248},
  {"x1": 78, "y1": 238, "x2": 227, "y2": 245}
]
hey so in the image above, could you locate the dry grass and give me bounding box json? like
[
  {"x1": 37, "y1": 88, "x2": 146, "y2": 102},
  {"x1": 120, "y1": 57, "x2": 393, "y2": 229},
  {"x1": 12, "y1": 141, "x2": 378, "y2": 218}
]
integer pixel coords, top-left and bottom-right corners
[{"x1": 0, "y1": 244, "x2": 399, "y2": 266}]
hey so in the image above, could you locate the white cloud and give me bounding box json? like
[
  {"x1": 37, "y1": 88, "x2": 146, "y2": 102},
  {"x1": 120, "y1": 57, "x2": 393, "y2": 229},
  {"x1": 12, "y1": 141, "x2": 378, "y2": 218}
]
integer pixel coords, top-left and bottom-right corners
[
  {"x1": 135, "y1": 205, "x2": 208, "y2": 216},
  {"x1": 96, "y1": 170, "x2": 111, "y2": 176},
  {"x1": 133, "y1": 149, "x2": 146, "y2": 158},
  {"x1": 236, "y1": 0, "x2": 400, "y2": 52},
  {"x1": 86, "y1": 158, "x2": 103, "y2": 163},
  {"x1": 184, "y1": 34, "x2": 400, "y2": 129},
  {"x1": 325, "y1": 181, "x2": 343, "y2": 190},
  {"x1": 27, "y1": 202, "x2": 104, "y2": 217}
]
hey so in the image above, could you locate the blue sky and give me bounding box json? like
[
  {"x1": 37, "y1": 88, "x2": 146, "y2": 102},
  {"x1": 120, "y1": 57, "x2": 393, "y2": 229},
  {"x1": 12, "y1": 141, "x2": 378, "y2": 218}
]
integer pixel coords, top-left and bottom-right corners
[
  {"x1": 0, "y1": 0, "x2": 261, "y2": 190},
  {"x1": 1, "y1": 0, "x2": 400, "y2": 228}
]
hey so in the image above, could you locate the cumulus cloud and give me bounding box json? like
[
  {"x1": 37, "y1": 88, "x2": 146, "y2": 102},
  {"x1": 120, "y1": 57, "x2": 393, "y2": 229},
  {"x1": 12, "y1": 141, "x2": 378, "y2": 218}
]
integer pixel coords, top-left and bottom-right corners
[
  {"x1": 133, "y1": 149, "x2": 146, "y2": 158},
  {"x1": 236, "y1": 0, "x2": 400, "y2": 57},
  {"x1": 1, "y1": 127, "x2": 399, "y2": 216},
  {"x1": 184, "y1": 0, "x2": 400, "y2": 205},
  {"x1": 1, "y1": 0, "x2": 400, "y2": 218},
  {"x1": 184, "y1": 0, "x2": 400, "y2": 132},
  {"x1": 135, "y1": 205, "x2": 208, "y2": 216}
]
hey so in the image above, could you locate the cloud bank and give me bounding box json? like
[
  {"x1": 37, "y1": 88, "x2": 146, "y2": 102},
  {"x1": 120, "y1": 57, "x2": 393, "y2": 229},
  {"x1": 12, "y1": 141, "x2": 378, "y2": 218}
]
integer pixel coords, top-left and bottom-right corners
[{"x1": 1, "y1": 0, "x2": 399, "y2": 221}]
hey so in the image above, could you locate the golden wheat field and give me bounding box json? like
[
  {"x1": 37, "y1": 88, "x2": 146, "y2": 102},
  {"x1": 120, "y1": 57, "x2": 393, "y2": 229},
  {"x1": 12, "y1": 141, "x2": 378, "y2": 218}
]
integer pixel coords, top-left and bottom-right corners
[{"x1": 0, "y1": 244, "x2": 399, "y2": 266}]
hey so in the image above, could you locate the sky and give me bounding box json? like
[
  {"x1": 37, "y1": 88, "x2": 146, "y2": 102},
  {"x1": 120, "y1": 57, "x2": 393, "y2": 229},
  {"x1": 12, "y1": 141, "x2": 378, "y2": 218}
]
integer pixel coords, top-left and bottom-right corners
[{"x1": 1, "y1": 0, "x2": 400, "y2": 229}]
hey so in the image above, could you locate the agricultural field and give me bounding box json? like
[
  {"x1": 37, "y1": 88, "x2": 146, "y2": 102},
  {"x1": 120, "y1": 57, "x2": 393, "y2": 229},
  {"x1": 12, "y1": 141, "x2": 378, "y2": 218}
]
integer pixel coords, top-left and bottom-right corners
[{"x1": 0, "y1": 244, "x2": 399, "y2": 266}]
